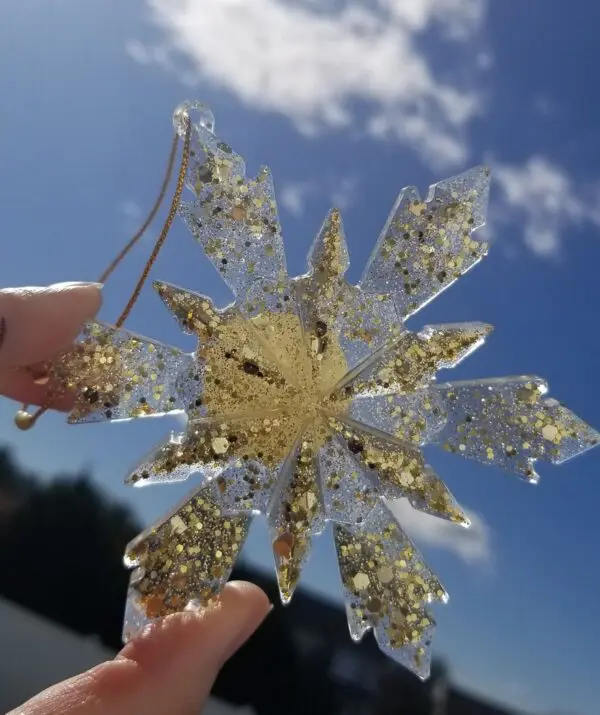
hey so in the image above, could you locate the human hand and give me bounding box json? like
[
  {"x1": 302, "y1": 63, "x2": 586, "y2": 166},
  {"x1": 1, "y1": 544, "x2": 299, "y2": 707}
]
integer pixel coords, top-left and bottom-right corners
[
  {"x1": 1, "y1": 282, "x2": 271, "y2": 714},
  {"x1": 10, "y1": 583, "x2": 270, "y2": 715}
]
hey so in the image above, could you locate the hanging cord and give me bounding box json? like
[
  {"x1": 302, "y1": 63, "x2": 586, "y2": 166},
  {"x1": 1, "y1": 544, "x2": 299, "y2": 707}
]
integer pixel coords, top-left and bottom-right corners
[
  {"x1": 14, "y1": 117, "x2": 192, "y2": 430},
  {"x1": 114, "y1": 119, "x2": 191, "y2": 328},
  {"x1": 97, "y1": 131, "x2": 181, "y2": 286}
]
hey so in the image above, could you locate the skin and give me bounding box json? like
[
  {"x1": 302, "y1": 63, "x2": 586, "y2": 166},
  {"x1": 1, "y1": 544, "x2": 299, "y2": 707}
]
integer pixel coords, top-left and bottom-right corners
[{"x1": 0, "y1": 282, "x2": 271, "y2": 715}]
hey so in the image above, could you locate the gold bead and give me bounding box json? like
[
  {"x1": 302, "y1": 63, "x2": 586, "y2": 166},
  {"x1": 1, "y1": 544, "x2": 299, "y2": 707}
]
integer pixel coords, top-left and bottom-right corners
[{"x1": 14, "y1": 410, "x2": 35, "y2": 431}]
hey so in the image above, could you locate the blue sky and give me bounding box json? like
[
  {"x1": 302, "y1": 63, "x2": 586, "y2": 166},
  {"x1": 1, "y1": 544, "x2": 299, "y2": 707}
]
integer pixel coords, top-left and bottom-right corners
[{"x1": 1, "y1": 1, "x2": 600, "y2": 713}]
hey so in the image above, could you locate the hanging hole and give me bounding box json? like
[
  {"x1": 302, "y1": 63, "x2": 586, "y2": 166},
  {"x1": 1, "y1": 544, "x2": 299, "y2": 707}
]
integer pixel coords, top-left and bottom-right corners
[{"x1": 173, "y1": 100, "x2": 215, "y2": 137}]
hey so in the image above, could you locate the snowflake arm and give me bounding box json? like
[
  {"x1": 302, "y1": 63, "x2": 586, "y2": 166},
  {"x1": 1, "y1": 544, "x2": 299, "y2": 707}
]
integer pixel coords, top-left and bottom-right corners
[
  {"x1": 127, "y1": 414, "x2": 301, "y2": 490},
  {"x1": 123, "y1": 480, "x2": 251, "y2": 641},
  {"x1": 334, "y1": 499, "x2": 446, "y2": 679},
  {"x1": 50, "y1": 321, "x2": 199, "y2": 423},
  {"x1": 359, "y1": 166, "x2": 490, "y2": 319},
  {"x1": 295, "y1": 209, "x2": 402, "y2": 377},
  {"x1": 429, "y1": 377, "x2": 600, "y2": 482},
  {"x1": 327, "y1": 417, "x2": 469, "y2": 526},
  {"x1": 42, "y1": 101, "x2": 599, "y2": 680},
  {"x1": 268, "y1": 436, "x2": 326, "y2": 603},
  {"x1": 339, "y1": 321, "x2": 493, "y2": 397},
  {"x1": 175, "y1": 102, "x2": 287, "y2": 296}
]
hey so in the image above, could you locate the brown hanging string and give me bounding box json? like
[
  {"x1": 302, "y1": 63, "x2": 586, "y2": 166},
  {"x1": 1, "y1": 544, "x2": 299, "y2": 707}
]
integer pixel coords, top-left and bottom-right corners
[
  {"x1": 15, "y1": 117, "x2": 192, "y2": 430},
  {"x1": 97, "y1": 131, "x2": 181, "y2": 286},
  {"x1": 114, "y1": 119, "x2": 191, "y2": 328}
]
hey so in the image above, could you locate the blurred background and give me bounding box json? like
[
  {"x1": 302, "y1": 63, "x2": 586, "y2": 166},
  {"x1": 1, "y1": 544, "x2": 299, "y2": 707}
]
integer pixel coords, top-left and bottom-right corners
[{"x1": 1, "y1": 1, "x2": 600, "y2": 713}]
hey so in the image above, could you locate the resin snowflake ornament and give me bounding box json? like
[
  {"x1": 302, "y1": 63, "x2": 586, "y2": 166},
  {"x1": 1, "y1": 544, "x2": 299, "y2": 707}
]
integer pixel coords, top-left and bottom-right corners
[{"x1": 49, "y1": 102, "x2": 599, "y2": 678}]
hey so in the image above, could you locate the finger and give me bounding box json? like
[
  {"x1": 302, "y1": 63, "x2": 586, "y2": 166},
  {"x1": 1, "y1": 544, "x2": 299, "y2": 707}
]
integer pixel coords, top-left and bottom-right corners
[
  {"x1": 0, "y1": 367, "x2": 75, "y2": 410},
  {"x1": 12, "y1": 582, "x2": 271, "y2": 715},
  {"x1": 0, "y1": 282, "x2": 102, "y2": 368}
]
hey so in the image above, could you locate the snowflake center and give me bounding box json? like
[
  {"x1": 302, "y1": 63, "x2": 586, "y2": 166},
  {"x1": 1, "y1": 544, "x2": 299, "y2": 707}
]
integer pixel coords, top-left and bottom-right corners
[{"x1": 199, "y1": 309, "x2": 351, "y2": 445}]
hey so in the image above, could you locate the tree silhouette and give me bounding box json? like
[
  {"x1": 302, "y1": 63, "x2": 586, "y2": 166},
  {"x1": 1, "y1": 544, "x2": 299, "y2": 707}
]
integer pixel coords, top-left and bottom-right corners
[
  {"x1": 0, "y1": 448, "x2": 34, "y2": 508},
  {"x1": 0, "y1": 451, "x2": 139, "y2": 649}
]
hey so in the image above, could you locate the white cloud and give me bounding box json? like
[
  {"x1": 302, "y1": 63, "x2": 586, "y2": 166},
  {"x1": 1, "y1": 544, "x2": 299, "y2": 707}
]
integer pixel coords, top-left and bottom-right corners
[
  {"x1": 331, "y1": 176, "x2": 359, "y2": 211},
  {"x1": 126, "y1": 39, "x2": 153, "y2": 66},
  {"x1": 130, "y1": 0, "x2": 489, "y2": 168},
  {"x1": 388, "y1": 498, "x2": 492, "y2": 565},
  {"x1": 494, "y1": 156, "x2": 600, "y2": 257},
  {"x1": 381, "y1": 0, "x2": 485, "y2": 38},
  {"x1": 119, "y1": 199, "x2": 142, "y2": 221},
  {"x1": 278, "y1": 176, "x2": 359, "y2": 218},
  {"x1": 279, "y1": 181, "x2": 314, "y2": 217}
]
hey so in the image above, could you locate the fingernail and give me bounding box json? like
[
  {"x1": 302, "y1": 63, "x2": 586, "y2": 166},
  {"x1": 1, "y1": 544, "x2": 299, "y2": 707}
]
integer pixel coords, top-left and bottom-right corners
[{"x1": 50, "y1": 281, "x2": 103, "y2": 290}]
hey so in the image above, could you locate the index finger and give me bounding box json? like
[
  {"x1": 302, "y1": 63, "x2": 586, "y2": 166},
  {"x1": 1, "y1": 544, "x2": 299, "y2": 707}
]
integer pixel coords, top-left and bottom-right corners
[
  {"x1": 11, "y1": 582, "x2": 271, "y2": 715},
  {"x1": 0, "y1": 282, "x2": 102, "y2": 409},
  {"x1": 0, "y1": 282, "x2": 102, "y2": 368}
]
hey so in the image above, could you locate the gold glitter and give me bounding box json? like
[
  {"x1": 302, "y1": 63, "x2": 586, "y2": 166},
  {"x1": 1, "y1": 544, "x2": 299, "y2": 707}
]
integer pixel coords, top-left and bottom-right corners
[
  {"x1": 353, "y1": 572, "x2": 370, "y2": 590},
  {"x1": 542, "y1": 424, "x2": 558, "y2": 441},
  {"x1": 377, "y1": 565, "x2": 394, "y2": 583},
  {"x1": 211, "y1": 437, "x2": 229, "y2": 455}
]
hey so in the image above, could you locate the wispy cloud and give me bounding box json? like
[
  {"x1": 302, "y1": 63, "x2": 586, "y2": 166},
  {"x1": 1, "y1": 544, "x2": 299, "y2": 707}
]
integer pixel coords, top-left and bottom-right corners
[
  {"x1": 330, "y1": 176, "x2": 359, "y2": 211},
  {"x1": 117, "y1": 199, "x2": 160, "y2": 246},
  {"x1": 279, "y1": 181, "x2": 315, "y2": 217},
  {"x1": 119, "y1": 199, "x2": 142, "y2": 222},
  {"x1": 493, "y1": 156, "x2": 600, "y2": 257},
  {"x1": 389, "y1": 498, "x2": 493, "y2": 566},
  {"x1": 129, "y1": 0, "x2": 490, "y2": 169},
  {"x1": 279, "y1": 176, "x2": 359, "y2": 218}
]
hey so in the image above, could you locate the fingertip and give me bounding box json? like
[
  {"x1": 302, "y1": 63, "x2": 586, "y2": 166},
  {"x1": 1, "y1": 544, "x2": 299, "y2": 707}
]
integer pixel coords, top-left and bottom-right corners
[
  {"x1": 118, "y1": 581, "x2": 271, "y2": 672},
  {"x1": 225, "y1": 580, "x2": 272, "y2": 615},
  {"x1": 48, "y1": 282, "x2": 103, "y2": 320},
  {"x1": 14, "y1": 584, "x2": 273, "y2": 715},
  {"x1": 216, "y1": 581, "x2": 272, "y2": 661}
]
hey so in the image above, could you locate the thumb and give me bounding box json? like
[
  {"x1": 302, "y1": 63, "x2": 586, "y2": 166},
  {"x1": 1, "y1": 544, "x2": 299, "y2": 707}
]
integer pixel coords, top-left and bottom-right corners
[{"x1": 12, "y1": 582, "x2": 271, "y2": 715}]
